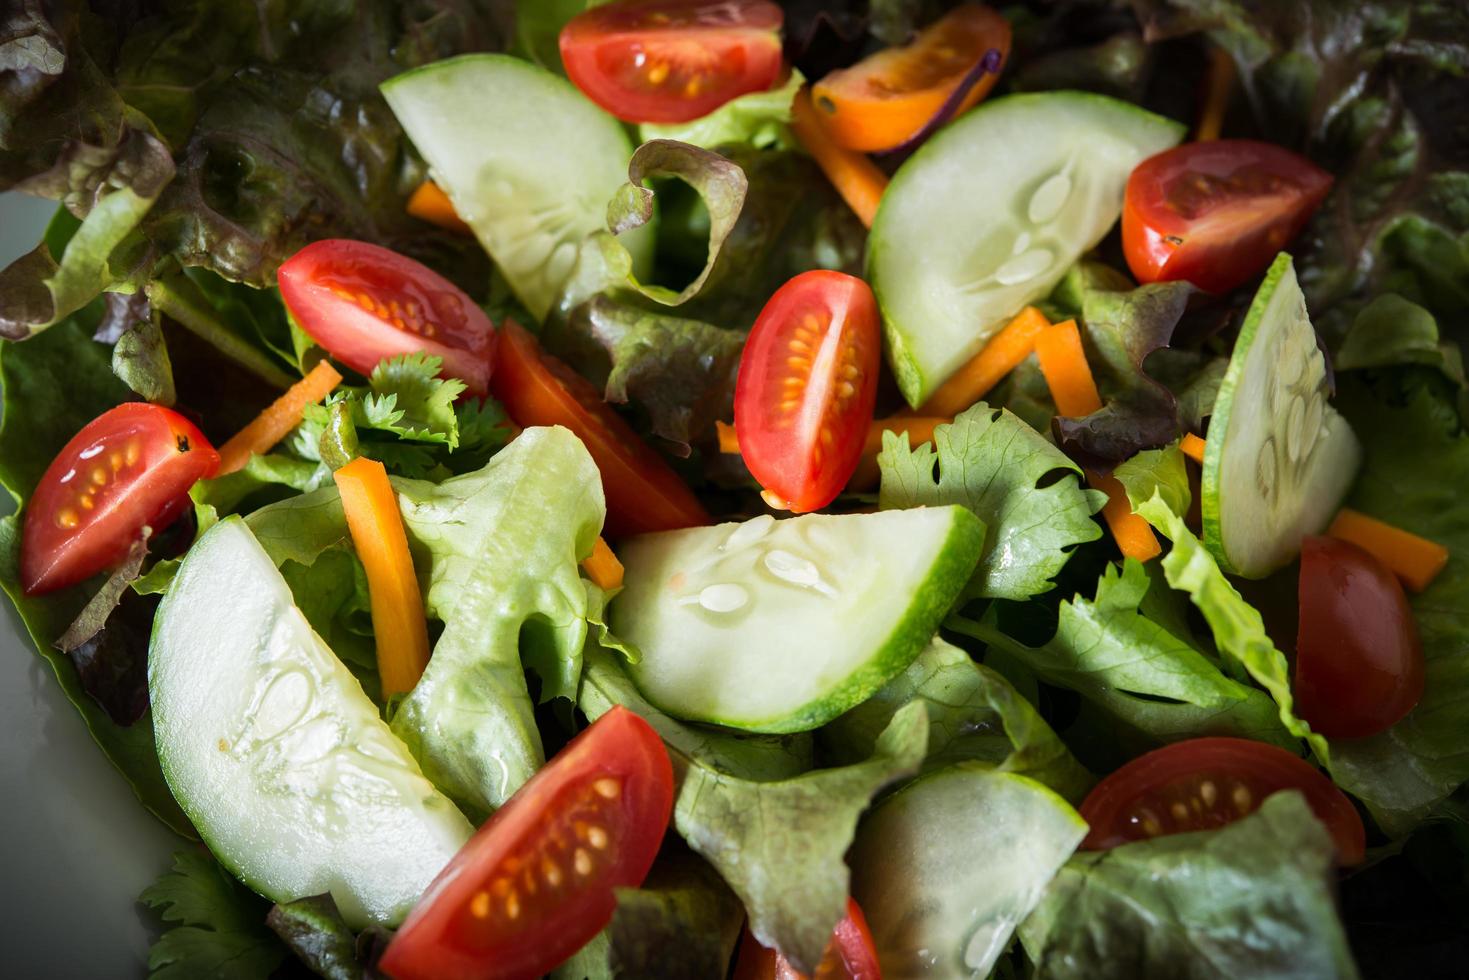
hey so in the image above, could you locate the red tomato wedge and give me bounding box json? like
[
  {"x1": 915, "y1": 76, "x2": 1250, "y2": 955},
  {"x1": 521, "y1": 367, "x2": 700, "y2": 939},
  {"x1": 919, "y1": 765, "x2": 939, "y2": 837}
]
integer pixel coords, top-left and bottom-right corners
[
  {"x1": 380, "y1": 706, "x2": 674, "y2": 980},
  {"x1": 277, "y1": 239, "x2": 496, "y2": 394},
  {"x1": 811, "y1": 3, "x2": 1011, "y2": 152},
  {"x1": 1122, "y1": 139, "x2": 1333, "y2": 294},
  {"x1": 1079, "y1": 737, "x2": 1365, "y2": 864},
  {"x1": 491, "y1": 320, "x2": 709, "y2": 537},
  {"x1": 560, "y1": 0, "x2": 784, "y2": 124},
  {"x1": 734, "y1": 270, "x2": 880, "y2": 513},
  {"x1": 732, "y1": 898, "x2": 882, "y2": 980},
  {"x1": 1296, "y1": 536, "x2": 1424, "y2": 738},
  {"x1": 22, "y1": 403, "x2": 219, "y2": 595}
]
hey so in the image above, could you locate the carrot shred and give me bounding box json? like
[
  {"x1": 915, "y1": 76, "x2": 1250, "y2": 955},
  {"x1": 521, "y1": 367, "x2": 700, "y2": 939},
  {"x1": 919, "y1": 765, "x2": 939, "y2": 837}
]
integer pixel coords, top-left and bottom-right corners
[
  {"x1": 862, "y1": 415, "x2": 949, "y2": 456},
  {"x1": 1034, "y1": 319, "x2": 1102, "y2": 418},
  {"x1": 407, "y1": 181, "x2": 473, "y2": 235},
  {"x1": 716, "y1": 420, "x2": 741, "y2": 454},
  {"x1": 791, "y1": 86, "x2": 889, "y2": 228},
  {"x1": 581, "y1": 536, "x2": 624, "y2": 591},
  {"x1": 334, "y1": 456, "x2": 432, "y2": 698},
  {"x1": 1194, "y1": 45, "x2": 1235, "y2": 142},
  {"x1": 1091, "y1": 469, "x2": 1163, "y2": 562},
  {"x1": 918, "y1": 306, "x2": 1050, "y2": 417},
  {"x1": 217, "y1": 360, "x2": 343, "y2": 475},
  {"x1": 1328, "y1": 508, "x2": 1449, "y2": 593},
  {"x1": 1180, "y1": 433, "x2": 1208, "y2": 464}
]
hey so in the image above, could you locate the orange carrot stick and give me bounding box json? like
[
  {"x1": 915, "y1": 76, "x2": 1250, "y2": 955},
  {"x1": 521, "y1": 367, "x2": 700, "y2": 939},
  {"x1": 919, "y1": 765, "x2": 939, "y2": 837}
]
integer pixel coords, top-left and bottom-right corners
[
  {"x1": 716, "y1": 417, "x2": 947, "y2": 458},
  {"x1": 1090, "y1": 469, "x2": 1163, "y2": 562},
  {"x1": 716, "y1": 420, "x2": 741, "y2": 454},
  {"x1": 1328, "y1": 508, "x2": 1449, "y2": 593},
  {"x1": 1180, "y1": 433, "x2": 1207, "y2": 464},
  {"x1": 407, "y1": 181, "x2": 473, "y2": 235},
  {"x1": 582, "y1": 536, "x2": 625, "y2": 591},
  {"x1": 1194, "y1": 45, "x2": 1235, "y2": 142},
  {"x1": 1034, "y1": 319, "x2": 1102, "y2": 417},
  {"x1": 918, "y1": 306, "x2": 1049, "y2": 417},
  {"x1": 791, "y1": 87, "x2": 889, "y2": 228},
  {"x1": 217, "y1": 360, "x2": 343, "y2": 475},
  {"x1": 334, "y1": 457, "x2": 431, "y2": 698}
]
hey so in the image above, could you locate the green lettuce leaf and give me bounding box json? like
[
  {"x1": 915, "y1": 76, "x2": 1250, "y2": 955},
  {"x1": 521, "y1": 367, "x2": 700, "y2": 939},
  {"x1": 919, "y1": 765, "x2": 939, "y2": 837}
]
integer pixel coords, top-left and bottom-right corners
[
  {"x1": 110, "y1": 303, "x2": 176, "y2": 406},
  {"x1": 878, "y1": 404, "x2": 1106, "y2": 601},
  {"x1": 640, "y1": 70, "x2": 804, "y2": 151},
  {"x1": 1113, "y1": 442, "x2": 1191, "y2": 527},
  {"x1": 139, "y1": 849, "x2": 287, "y2": 980},
  {"x1": 1018, "y1": 792, "x2": 1360, "y2": 980}
]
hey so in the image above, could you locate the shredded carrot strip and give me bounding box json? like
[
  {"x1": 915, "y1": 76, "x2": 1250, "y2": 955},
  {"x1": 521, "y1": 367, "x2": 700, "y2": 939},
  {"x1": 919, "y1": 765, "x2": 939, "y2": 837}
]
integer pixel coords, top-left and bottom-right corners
[
  {"x1": 1091, "y1": 469, "x2": 1163, "y2": 562},
  {"x1": 716, "y1": 420, "x2": 740, "y2": 454},
  {"x1": 918, "y1": 307, "x2": 1050, "y2": 418},
  {"x1": 1180, "y1": 433, "x2": 1207, "y2": 464},
  {"x1": 862, "y1": 416, "x2": 949, "y2": 456},
  {"x1": 581, "y1": 536, "x2": 624, "y2": 591},
  {"x1": 1034, "y1": 320, "x2": 1102, "y2": 417},
  {"x1": 1194, "y1": 46, "x2": 1235, "y2": 142},
  {"x1": 791, "y1": 87, "x2": 889, "y2": 228},
  {"x1": 217, "y1": 360, "x2": 343, "y2": 475},
  {"x1": 407, "y1": 181, "x2": 473, "y2": 235},
  {"x1": 1328, "y1": 508, "x2": 1449, "y2": 593},
  {"x1": 334, "y1": 457, "x2": 431, "y2": 698}
]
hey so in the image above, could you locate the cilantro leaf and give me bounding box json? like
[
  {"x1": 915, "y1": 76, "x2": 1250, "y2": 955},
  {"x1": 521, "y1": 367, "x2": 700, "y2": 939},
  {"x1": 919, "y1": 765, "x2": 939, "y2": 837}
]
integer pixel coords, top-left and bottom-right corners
[
  {"x1": 364, "y1": 353, "x2": 465, "y2": 446},
  {"x1": 139, "y1": 850, "x2": 286, "y2": 980}
]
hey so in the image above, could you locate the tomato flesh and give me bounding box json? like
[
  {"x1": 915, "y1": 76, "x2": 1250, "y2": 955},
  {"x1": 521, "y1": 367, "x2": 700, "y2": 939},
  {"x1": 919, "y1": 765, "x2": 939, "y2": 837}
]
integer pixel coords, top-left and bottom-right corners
[
  {"x1": 734, "y1": 271, "x2": 880, "y2": 513},
  {"x1": 811, "y1": 3, "x2": 1011, "y2": 152},
  {"x1": 277, "y1": 239, "x2": 496, "y2": 394},
  {"x1": 733, "y1": 898, "x2": 882, "y2": 980},
  {"x1": 560, "y1": 0, "x2": 784, "y2": 124},
  {"x1": 491, "y1": 320, "x2": 708, "y2": 536},
  {"x1": 380, "y1": 706, "x2": 673, "y2": 980},
  {"x1": 1122, "y1": 139, "x2": 1332, "y2": 294},
  {"x1": 1079, "y1": 737, "x2": 1365, "y2": 864},
  {"x1": 22, "y1": 403, "x2": 219, "y2": 595},
  {"x1": 1296, "y1": 536, "x2": 1424, "y2": 739}
]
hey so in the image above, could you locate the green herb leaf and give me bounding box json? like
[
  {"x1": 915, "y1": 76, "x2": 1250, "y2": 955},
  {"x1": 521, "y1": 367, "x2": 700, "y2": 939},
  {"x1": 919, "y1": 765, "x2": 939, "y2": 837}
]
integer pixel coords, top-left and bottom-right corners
[
  {"x1": 139, "y1": 850, "x2": 286, "y2": 980},
  {"x1": 1114, "y1": 442, "x2": 1191, "y2": 522},
  {"x1": 640, "y1": 70, "x2": 805, "y2": 151}
]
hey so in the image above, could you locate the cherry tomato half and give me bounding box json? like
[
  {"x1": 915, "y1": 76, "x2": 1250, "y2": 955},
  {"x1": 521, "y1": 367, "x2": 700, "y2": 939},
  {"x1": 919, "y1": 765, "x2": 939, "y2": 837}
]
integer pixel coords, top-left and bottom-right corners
[
  {"x1": 812, "y1": 3, "x2": 1011, "y2": 152},
  {"x1": 734, "y1": 271, "x2": 880, "y2": 513},
  {"x1": 560, "y1": 0, "x2": 784, "y2": 124},
  {"x1": 1296, "y1": 536, "x2": 1424, "y2": 739},
  {"x1": 732, "y1": 897, "x2": 882, "y2": 980},
  {"x1": 491, "y1": 320, "x2": 709, "y2": 537},
  {"x1": 1122, "y1": 139, "x2": 1332, "y2": 294},
  {"x1": 22, "y1": 403, "x2": 219, "y2": 595},
  {"x1": 277, "y1": 239, "x2": 496, "y2": 394},
  {"x1": 381, "y1": 706, "x2": 674, "y2": 980},
  {"x1": 1079, "y1": 737, "x2": 1365, "y2": 864}
]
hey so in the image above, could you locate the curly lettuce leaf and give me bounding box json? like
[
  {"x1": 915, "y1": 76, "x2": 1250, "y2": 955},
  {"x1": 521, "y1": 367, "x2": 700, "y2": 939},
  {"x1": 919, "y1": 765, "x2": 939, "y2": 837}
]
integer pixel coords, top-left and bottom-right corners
[
  {"x1": 878, "y1": 404, "x2": 1106, "y2": 600},
  {"x1": 139, "y1": 849, "x2": 286, "y2": 980},
  {"x1": 640, "y1": 70, "x2": 804, "y2": 151}
]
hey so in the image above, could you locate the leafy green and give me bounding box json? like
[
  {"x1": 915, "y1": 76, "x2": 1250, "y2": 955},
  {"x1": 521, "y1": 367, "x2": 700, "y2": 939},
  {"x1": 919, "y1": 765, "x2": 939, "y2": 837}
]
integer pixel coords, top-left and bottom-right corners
[
  {"x1": 513, "y1": 0, "x2": 601, "y2": 72},
  {"x1": 878, "y1": 404, "x2": 1106, "y2": 601},
  {"x1": 1335, "y1": 294, "x2": 1465, "y2": 398},
  {"x1": 266, "y1": 894, "x2": 363, "y2": 980},
  {"x1": 1113, "y1": 442, "x2": 1191, "y2": 526},
  {"x1": 641, "y1": 70, "x2": 804, "y2": 151},
  {"x1": 1018, "y1": 792, "x2": 1360, "y2": 980},
  {"x1": 139, "y1": 849, "x2": 286, "y2": 980},
  {"x1": 822, "y1": 637, "x2": 1094, "y2": 803}
]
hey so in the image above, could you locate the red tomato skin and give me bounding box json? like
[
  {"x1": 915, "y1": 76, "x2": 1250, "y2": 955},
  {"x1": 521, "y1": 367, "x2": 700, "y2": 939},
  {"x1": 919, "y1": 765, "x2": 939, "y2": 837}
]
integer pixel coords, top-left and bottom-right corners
[
  {"x1": 277, "y1": 239, "x2": 496, "y2": 394},
  {"x1": 732, "y1": 897, "x2": 882, "y2": 980},
  {"x1": 22, "y1": 403, "x2": 219, "y2": 595},
  {"x1": 560, "y1": 0, "x2": 784, "y2": 124},
  {"x1": 1122, "y1": 140, "x2": 1333, "y2": 294},
  {"x1": 734, "y1": 271, "x2": 881, "y2": 513},
  {"x1": 1296, "y1": 536, "x2": 1424, "y2": 739},
  {"x1": 1079, "y1": 737, "x2": 1365, "y2": 864},
  {"x1": 379, "y1": 707, "x2": 673, "y2": 980}
]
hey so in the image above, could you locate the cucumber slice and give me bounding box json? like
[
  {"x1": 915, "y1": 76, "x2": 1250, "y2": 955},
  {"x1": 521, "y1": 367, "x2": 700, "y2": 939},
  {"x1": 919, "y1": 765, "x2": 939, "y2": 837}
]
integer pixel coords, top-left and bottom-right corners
[
  {"x1": 868, "y1": 91, "x2": 1184, "y2": 407},
  {"x1": 149, "y1": 518, "x2": 473, "y2": 928},
  {"x1": 849, "y1": 764, "x2": 1087, "y2": 979},
  {"x1": 611, "y1": 506, "x2": 985, "y2": 733},
  {"x1": 1202, "y1": 254, "x2": 1362, "y2": 577},
  {"x1": 382, "y1": 54, "x2": 653, "y2": 321}
]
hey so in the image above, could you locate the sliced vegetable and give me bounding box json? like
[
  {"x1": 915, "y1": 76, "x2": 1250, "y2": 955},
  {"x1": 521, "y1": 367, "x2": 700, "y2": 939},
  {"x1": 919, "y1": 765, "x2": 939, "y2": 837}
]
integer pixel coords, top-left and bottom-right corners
[
  {"x1": 379, "y1": 706, "x2": 673, "y2": 980},
  {"x1": 333, "y1": 457, "x2": 431, "y2": 700},
  {"x1": 734, "y1": 270, "x2": 881, "y2": 513},
  {"x1": 406, "y1": 181, "x2": 472, "y2": 235},
  {"x1": 1078, "y1": 737, "x2": 1365, "y2": 864},
  {"x1": 732, "y1": 898, "x2": 881, "y2": 980},
  {"x1": 22, "y1": 403, "x2": 219, "y2": 594},
  {"x1": 791, "y1": 87, "x2": 889, "y2": 228},
  {"x1": 1122, "y1": 140, "x2": 1332, "y2": 294},
  {"x1": 560, "y1": 0, "x2": 784, "y2": 124},
  {"x1": 811, "y1": 3, "x2": 1011, "y2": 153},
  {"x1": 916, "y1": 305, "x2": 1048, "y2": 418},
  {"x1": 277, "y1": 240, "x2": 496, "y2": 394},
  {"x1": 581, "y1": 536, "x2": 625, "y2": 591},
  {"x1": 1091, "y1": 471, "x2": 1162, "y2": 563},
  {"x1": 492, "y1": 320, "x2": 707, "y2": 536},
  {"x1": 1327, "y1": 507, "x2": 1449, "y2": 593},
  {"x1": 1296, "y1": 536, "x2": 1423, "y2": 738},
  {"x1": 1193, "y1": 45, "x2": 1235, "y2": 142},
  {"x1": 1179, "y1": 432, "x2": 1207, "y2": 464},
  {"x1": 217, "y1": 360, "x2": 343, "y2": 475}
]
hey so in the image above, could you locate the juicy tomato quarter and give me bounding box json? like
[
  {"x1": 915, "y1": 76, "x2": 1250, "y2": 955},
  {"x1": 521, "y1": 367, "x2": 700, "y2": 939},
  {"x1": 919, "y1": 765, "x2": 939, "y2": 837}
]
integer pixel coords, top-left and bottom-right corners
[
  {"x1": 1122, "y1": 139, "x2": 1333, "y2": 294},
  {"x1": 560, "y1": 0, "x2": 784, "y2": 124},
  {"x1": 277, "y1": 239, "x2": 496, "y2": 394},
  {"x1": 380, "y1": 706, "x2": 674, "y2": 980},
  {"x1": 1296, "y1": 536, "x2": 1424, "y2": 739},
  {"x1": 733, "y1": 897, "x2": 882, "y2": 980},
  {"x1": 22, "y1": 403, "x2": 219, "y2": 595},
  {"x1": 812, "y1": 3, "x2": 1011, "y2": 152},
  {"x1": 734, "y1": 270, "x2": 880, "y2": 513},
  {"x1": 1079, "y1": 737, "x2": 1365, "y2": 864},
  {"x1": 491, "y1": 320, "x2": 708, "y2": 536}
]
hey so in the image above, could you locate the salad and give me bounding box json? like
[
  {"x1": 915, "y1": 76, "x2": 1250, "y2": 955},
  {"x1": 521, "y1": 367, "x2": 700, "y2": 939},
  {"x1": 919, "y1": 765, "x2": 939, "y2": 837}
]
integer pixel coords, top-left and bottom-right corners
[{"x1": 1, "y1": 0, "x2": 1467, "y2": 977}]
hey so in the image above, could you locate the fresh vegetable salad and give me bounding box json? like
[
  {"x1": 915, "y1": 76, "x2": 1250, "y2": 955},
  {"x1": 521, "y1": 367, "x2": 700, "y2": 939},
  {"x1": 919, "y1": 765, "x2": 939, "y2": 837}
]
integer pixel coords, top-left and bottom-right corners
[{"x1": 1, "y1": 1, "x2": 1466, "y2": 977}]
